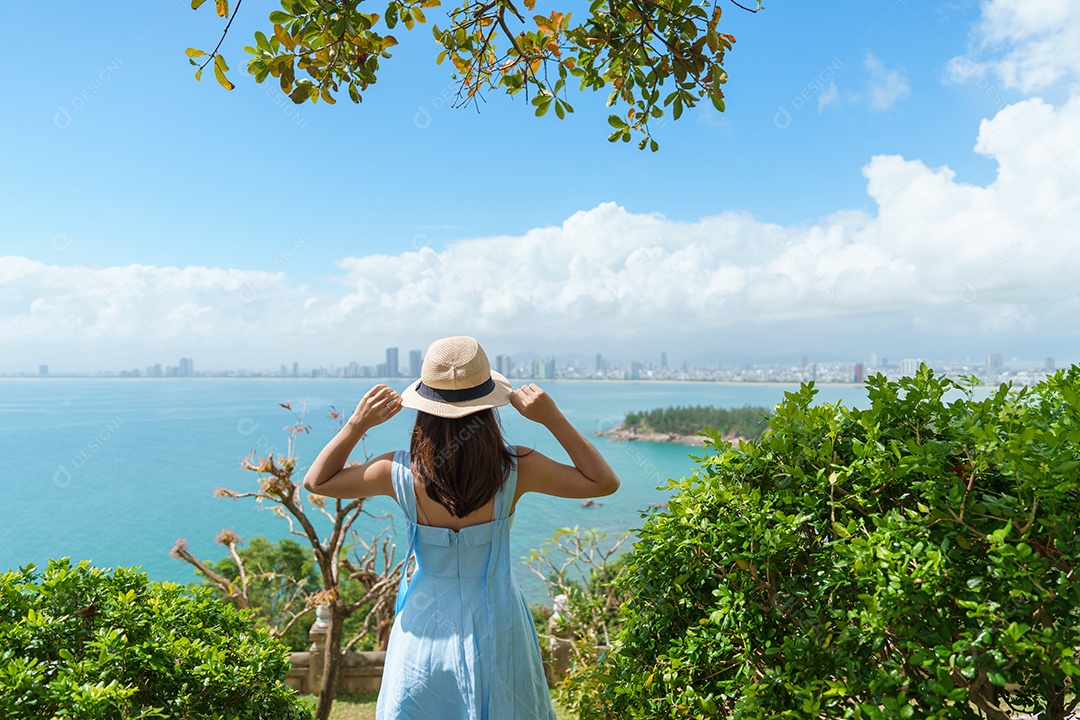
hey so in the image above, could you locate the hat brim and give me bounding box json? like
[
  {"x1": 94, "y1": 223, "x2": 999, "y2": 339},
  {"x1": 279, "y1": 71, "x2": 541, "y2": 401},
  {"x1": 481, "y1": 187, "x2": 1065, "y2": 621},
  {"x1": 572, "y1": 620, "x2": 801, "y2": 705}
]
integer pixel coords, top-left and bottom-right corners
[{"x1": 399, "y1": 371, "x2": 512, "y2": 419}]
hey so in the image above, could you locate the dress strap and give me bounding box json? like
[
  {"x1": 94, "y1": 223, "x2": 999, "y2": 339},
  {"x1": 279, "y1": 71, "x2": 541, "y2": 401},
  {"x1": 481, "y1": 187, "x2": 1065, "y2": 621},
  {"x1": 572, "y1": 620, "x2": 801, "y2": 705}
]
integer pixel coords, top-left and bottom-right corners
[
  {"x1": 390, "y1": 450, "x2": 417, "y2": 613},
  {"x1": 390, "y1": 450, "x2": 416, "y2": 523}
]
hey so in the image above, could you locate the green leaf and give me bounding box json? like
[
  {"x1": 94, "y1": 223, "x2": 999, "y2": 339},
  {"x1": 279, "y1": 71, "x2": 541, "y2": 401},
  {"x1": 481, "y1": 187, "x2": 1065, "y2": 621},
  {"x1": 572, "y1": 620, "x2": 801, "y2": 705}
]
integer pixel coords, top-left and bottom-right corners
[
  {"x1": 290, "y1": 84, "x2": 313, "y2": 103},
  {"x1": 990, "y1": 521, "x2": 1013, "y2": 544},
  {"x1": 268, "y1": 10, "x2": 293, "y2": 24},
  {"x1": 214, "y1": 63, "x2": 235, "y2": 90},
  {"x1": 185, "y1": 48, "x2": 207, "y2": 58}
]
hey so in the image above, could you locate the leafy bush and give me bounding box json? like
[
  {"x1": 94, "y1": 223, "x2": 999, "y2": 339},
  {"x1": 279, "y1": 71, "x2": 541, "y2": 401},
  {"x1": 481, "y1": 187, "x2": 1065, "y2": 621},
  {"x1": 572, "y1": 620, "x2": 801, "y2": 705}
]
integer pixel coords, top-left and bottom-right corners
[
  {"x1": 578, "y1": 367, "x2": 1080, "y2": 719},
  {"x1": 0, "y1": 558, "x2": 311, "y2": 720}
]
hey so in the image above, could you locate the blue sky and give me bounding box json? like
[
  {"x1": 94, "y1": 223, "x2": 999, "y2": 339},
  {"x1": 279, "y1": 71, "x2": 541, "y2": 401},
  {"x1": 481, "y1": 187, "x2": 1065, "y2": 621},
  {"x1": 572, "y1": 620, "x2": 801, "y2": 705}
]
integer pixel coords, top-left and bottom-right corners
[{"x1": 2, "y1": 0, "x2": 1079, "y2": 372}]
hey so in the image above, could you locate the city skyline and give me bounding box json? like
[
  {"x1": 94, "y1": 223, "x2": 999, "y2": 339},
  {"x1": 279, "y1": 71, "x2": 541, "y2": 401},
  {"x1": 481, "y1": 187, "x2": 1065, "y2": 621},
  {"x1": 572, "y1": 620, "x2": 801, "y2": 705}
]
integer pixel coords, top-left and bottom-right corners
[{"x1": 12, "y1": 348, "x2": 1068, "y2": 388}]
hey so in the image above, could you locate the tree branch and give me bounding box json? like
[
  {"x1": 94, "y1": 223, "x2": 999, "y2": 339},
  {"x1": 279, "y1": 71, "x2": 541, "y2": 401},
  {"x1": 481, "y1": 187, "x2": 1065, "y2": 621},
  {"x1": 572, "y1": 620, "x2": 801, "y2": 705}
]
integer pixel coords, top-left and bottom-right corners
[
  {"x1": 171, "y1": 539, "x2": 250, "y2": 609},
  {"x1": 196, "y1": 0, "x2": 247, "y2": 73}
]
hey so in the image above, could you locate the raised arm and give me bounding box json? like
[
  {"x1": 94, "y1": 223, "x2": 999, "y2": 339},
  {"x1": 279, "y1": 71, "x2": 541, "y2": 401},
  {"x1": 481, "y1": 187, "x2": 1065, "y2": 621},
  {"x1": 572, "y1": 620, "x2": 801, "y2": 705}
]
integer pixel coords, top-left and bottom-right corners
[
  {"x1": 511, "y1": 384, "x2": 620, "y2": 500},
  {"x1": 302, "y1": 384, "x2": 401, "y2": 499}
]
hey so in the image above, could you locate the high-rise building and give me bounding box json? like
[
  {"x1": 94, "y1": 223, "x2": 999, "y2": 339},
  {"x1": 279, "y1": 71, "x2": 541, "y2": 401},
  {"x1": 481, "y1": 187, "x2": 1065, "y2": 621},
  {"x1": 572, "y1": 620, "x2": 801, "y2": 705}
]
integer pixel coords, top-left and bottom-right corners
[
  {"x1": 854, "y1": 363, "x2": 865, "y2": 383},
  {"x1": 660, "y1": 351, "x2": 668, "y2": 369},
  {"x1": 1045, "y1": 356, "x2": 1055, "y2": 371},
  {"x1": 529, "y1": 359, "x2": 541, "y2": 378},
  {"x1": 178, "y1": 357, "x2": 194, "y2": 377},
  {"x1": 901, "y1": 358, "x2": 923, "y2": 376},
  {"x1": 376, "y1": 362, "x2": 390, "y2": 377},
  {"x1": 409, "y1": 350, "x2": 423, "y2": 377},
  {"x1": 544, "y1": 357, "x2": 556, "y2": 379},
  {"x1": 292, "y1": 361, "x2": 300, "y2": 378},
  {"x1": 986, "y1": 353, "x2": 1004, "y2": 371},
  {"x1": 39, "y1": 365, "x2": 48, "y2": 376},
  {"x1": 595, "y1": 353, "x2": 604, "y2": 372},
  {"x1": 496, "y1": 354, "x2": 513, "y2": 377},
  {"x1": 385, "y1": 347, "x2": 400, "y2": 377}
]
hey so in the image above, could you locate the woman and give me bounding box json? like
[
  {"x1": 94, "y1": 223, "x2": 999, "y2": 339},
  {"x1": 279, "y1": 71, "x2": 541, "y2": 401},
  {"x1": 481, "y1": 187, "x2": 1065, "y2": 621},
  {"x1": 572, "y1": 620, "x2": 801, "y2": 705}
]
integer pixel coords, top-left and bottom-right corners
[{"x1": 303, "y1": 336, "x2": 619, "y2": 719}]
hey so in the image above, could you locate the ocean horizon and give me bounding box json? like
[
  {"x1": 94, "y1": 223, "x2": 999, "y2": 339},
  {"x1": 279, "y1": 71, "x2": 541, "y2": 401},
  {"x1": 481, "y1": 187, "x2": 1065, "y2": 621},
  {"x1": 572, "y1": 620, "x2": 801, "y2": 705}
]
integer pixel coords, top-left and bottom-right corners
[{"x1": 2, "y1": 377, "x2": 874, "y2": 603}]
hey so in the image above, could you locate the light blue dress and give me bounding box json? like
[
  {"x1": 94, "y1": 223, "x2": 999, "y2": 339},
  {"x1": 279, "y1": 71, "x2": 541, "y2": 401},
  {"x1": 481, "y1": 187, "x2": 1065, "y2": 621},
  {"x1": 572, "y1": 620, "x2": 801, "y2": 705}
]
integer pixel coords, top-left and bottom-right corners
[{"x1": 376, "y1": 450, "x2": 556, "y2": 720}]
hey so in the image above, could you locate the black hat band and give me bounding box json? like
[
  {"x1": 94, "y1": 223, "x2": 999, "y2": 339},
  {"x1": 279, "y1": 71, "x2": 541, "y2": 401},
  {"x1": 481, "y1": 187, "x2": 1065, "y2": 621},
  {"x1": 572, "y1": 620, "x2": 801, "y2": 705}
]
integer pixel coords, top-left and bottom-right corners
[{"x1": 415, "y1": 377, "x2": 496, "y2": 403}]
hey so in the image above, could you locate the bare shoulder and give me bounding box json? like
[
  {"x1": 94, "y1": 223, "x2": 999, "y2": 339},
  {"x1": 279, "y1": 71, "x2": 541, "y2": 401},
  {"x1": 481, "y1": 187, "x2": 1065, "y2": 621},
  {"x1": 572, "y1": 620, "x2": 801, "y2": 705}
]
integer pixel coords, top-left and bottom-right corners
[
  {"x1": 367, "y1": 450, "x2": 398, "y2": 500},
  {"x1": 512, "y1": 445, "x2": 618, "y2": 500},
  {"x1": 307, "y1": 450, "x2": 397, "y2": 500}
]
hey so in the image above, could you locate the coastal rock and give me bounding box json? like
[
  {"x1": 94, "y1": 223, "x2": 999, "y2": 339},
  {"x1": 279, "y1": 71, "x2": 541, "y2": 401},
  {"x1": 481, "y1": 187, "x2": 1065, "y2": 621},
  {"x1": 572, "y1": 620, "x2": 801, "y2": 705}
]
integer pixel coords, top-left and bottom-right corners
[{"x1": 594, "y1": 425, "x2": 748, "y2": 447}]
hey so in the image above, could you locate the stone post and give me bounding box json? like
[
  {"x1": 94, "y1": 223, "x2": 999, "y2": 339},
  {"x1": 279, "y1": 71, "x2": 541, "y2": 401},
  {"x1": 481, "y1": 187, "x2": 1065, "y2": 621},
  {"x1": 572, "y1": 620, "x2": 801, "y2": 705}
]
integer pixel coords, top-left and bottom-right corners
[
  {"x1": 307, "y1": 605, "x2": 330, "y2": 694},
  {"x1": 547, "y1": 593, "x2": 574, "y2": 684}
]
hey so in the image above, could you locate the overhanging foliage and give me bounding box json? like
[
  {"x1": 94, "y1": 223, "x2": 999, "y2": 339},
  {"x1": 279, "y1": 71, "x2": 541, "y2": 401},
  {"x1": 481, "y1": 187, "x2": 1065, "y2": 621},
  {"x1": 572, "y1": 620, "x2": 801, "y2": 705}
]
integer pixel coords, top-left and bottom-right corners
[{"x1": 187, "y1": 0, "x2": 761, "y2": 148}]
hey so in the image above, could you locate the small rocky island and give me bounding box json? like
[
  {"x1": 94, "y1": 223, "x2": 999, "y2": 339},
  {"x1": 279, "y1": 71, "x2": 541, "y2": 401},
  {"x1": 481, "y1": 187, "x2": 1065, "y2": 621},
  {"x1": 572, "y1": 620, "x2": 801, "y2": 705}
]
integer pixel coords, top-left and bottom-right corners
[{"x1": 595, "y1": 404, "x2": 771, "y2": 447}]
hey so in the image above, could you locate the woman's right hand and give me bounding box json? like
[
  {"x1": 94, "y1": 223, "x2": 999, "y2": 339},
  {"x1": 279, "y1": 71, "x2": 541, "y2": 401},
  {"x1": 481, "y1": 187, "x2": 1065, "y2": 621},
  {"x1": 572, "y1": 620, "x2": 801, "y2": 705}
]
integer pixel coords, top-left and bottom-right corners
[
  {"x1": 510, "y1": 384, "x2": 564, "y2": 427},
  {"x1": 348, "y1": 384, "x2": 402, "y2": 431}
]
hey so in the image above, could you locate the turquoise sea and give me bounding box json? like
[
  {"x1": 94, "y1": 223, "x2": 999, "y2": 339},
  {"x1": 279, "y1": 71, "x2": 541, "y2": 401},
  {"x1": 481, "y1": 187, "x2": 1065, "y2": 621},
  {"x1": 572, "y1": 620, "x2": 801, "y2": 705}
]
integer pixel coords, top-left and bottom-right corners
[{"x1": 0, "y1": 378, "x2": 872, "y2": 602}]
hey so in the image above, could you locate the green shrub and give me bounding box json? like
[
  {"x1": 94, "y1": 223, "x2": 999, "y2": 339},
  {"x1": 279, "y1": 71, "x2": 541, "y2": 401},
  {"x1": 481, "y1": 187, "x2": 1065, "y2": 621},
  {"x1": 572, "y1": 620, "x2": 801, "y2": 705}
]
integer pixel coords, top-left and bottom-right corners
[
  {"x1": 580, "y1": 366, "x2": 1080, "y2": 719},
  {"x1": 0, "y1": 558, "x2": 311, "y2": 720}
]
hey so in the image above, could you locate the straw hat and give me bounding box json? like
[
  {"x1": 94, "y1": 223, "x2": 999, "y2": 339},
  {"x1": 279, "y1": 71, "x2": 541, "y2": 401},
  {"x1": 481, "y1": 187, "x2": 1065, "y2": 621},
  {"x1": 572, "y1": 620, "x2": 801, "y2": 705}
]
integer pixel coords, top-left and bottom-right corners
[{"x1": 400, "y1": 336, "x2": 512, "y2": 418}]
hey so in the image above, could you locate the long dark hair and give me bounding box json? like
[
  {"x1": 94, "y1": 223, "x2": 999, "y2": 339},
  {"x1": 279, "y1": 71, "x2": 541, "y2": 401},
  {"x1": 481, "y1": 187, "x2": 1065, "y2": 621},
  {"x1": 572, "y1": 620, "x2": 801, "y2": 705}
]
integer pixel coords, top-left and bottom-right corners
[{"x1": 410, "y1": 408, "x2": 517, "y2": 518}]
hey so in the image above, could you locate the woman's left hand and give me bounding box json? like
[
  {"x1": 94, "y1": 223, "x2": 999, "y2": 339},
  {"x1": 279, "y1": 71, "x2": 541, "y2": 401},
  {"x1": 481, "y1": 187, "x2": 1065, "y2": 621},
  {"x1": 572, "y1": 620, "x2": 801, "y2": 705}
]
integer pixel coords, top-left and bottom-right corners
[{"x1": 348, "y1": 384, "x2": 403, "y2": 430}]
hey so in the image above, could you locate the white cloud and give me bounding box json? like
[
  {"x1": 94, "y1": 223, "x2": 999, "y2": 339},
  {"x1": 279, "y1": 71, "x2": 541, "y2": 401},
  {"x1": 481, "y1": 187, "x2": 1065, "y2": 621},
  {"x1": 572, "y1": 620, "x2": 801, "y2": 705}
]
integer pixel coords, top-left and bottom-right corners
[
  {"x1": 863, "y1": 54, "x2": 911, "y2": 112},
  {"x1": 8, "y1": 2, "x2": 1080, "y2": 371},
  {"x1": 3, "y1": 92, "x2": 1080, "y2": 369},
  {"x1": 951, "y1": 0, "x2": 1080, "y2": 92}
]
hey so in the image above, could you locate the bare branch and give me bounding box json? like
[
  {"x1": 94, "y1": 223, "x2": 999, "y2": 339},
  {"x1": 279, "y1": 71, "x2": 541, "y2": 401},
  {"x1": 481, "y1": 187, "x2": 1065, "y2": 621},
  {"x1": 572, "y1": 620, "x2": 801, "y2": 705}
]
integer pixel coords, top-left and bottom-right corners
[{"x1": 171, "y1": 538, "x2": 250, "y2": 609}]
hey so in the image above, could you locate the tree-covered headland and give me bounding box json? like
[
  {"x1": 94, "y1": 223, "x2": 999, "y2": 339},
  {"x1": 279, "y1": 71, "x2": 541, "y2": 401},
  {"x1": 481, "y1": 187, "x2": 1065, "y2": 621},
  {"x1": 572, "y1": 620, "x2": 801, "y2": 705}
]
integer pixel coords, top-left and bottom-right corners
[{"x1": 623, "y1": 404, "x2": 772, "y2": 439}]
